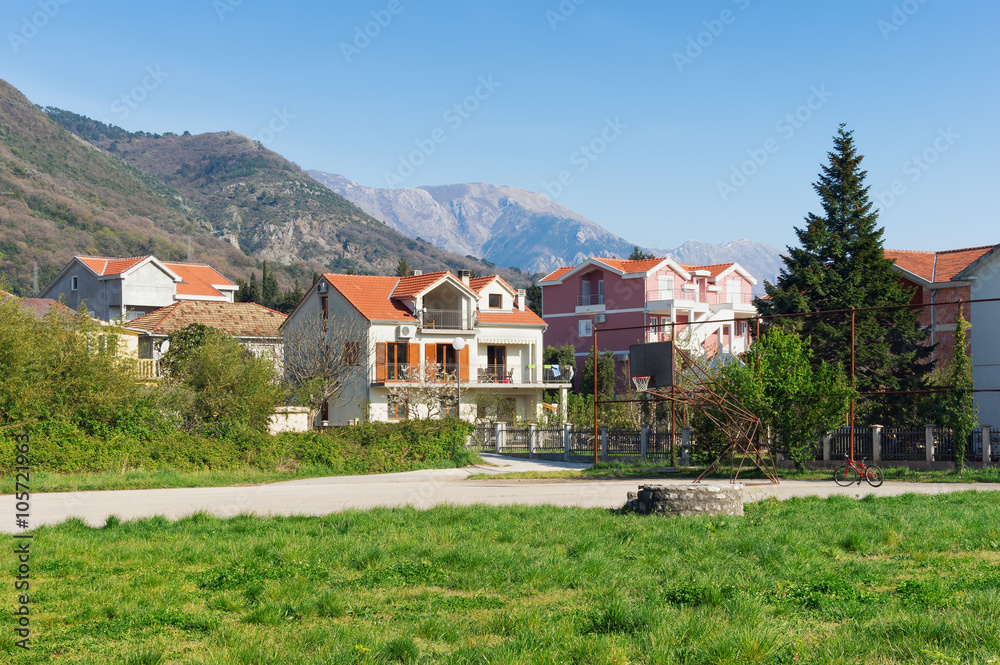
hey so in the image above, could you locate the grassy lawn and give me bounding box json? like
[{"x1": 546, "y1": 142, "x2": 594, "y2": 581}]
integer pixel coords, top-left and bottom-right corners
[
  {"x1": 468, "y1": 459, "x2": 1000, "y2": 484},
  {"x1": 5, "y1": 493, "x2": 1000, "y2": 663}
]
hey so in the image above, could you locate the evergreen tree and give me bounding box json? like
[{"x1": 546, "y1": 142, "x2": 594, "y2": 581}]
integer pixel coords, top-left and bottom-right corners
[
  {"x1": 279, "y1": 280, "x2": 305, "y2": 314},
  {"x1": 756, "y1": 125, "x2": 932, "y2": 426},
  {"x1": 244, "y1": 272, "x2": 261, "y2": 305},
  {"x1": 396, "y1": 258, "x2": 411, "y2": 277},
  {"x1": 526, "y1": 284, "x2": 542, "y2": 316},
  {"x1": 261, "y1": 261, "x2": 280, "y2": 309},
  {"x1": 943, "y1": 308, "x2": 976, "y2": 472},
  {"x1": 628, "y1": 246, "x2": 655, "y2": 260}
]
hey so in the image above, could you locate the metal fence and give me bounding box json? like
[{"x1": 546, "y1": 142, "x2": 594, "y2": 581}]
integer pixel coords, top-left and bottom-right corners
[
  {"x1": 535, "y1": 428, "x2": 565, "y2": 450},
  {"x1": 647, "y1": 430, "x2": 674, "y2": 459},
  {"x1": 880, "y1": 427, "x2": 926, "y2": 462}
]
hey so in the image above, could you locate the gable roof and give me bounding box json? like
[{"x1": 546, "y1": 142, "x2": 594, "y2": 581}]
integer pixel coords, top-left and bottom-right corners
[
  {"x1": 886, "y1": 246, "x2": 995, "y2": 284},
  {"x1": 77, "y1": 255, "x2": 150, "y2": 276},
  {"x1": 592, "y1": 257, "x2": 667, "y2": 274},
  {"x1": 324, "y1": 274, "x2": 418, "y2": 323},
  {"x1": 478, "y1": 309, "x2": 547, "y2": 326},
  {"x1": 128, "y1": 301, "x2": 286, "y2": 338},
  {"x1": 162, "y1": 262, "x2": 237, "y2": 299},
  {"x1": 390, "y1": 271, "x2": 451, "y2": 299},
  {"x1": 539, "y1": 256, "x2": 758, "y2": 286},
  {"x1": 538, "y1": 266, "x2": 574, "y2": 284}
]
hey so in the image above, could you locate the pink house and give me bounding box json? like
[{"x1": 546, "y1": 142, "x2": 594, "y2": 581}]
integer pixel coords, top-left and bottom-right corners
[{"x1": 539, "y1": 257, "x2": 758, "y2": 384}]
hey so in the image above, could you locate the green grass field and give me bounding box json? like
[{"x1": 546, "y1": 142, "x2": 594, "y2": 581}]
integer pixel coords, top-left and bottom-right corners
[{"x1": 5, "y1": 493, "x2": 1000, "y2": 663}]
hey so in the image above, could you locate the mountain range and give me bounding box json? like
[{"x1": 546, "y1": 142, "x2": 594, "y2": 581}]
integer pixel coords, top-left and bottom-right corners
[{"x1": 309, "y1": 171, "x2": 783, "y2": 288}]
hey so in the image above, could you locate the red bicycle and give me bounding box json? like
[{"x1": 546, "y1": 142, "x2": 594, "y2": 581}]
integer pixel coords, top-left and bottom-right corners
[{"x1": 833, "y1": 454, "x2": 884, "y2": 487}]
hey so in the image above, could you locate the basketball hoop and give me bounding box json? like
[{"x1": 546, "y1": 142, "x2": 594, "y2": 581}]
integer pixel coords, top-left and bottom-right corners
[{"x1": 632, "y1": 376, "x2": 651, "y2": 393}]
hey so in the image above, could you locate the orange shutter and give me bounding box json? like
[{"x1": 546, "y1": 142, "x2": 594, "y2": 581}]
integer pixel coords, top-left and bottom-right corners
[
  {"x1": 408, "y1": 343, "x2": 420, "y2": 368},
  {"x1": 375, "y1": 342, "x2": 386, "y2": 383},
  {"x1": 460, "y1": 345, "x2": 470, "y2": 382},
  {"x1": 425, "y1": 343, "x2": 436, "y2": 366}
]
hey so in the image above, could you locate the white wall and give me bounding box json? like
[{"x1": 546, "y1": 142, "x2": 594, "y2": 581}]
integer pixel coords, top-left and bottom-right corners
[{"x1": 970, "y1": 252, "x2": 1000, "y2": 427}]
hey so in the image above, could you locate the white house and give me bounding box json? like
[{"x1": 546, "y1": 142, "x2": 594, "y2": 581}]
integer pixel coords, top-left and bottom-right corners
[
  {"x1": 39, "y1": 255, "x2": 238, "y2": 322},
  {"x1": 282, "y1": 270, "x2": 571, "y2": 426}
]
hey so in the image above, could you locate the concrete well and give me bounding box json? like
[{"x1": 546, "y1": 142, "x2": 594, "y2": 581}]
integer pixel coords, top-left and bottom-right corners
[{"x1": 624, "y1": 483, "x2": 744, "y2": 517}]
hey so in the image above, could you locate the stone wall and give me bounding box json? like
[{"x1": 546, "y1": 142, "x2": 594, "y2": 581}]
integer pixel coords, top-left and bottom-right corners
[{"x1": 624, "y1": 483, "x2": 744, "y2": 517}]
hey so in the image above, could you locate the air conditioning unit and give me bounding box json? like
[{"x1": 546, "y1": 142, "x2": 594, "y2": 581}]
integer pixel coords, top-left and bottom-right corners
[
  {"x1": 316, "y1": 281, "x2": 328, "y2": 294},
  {"x1": 595, "y1": 314, "x2": 606, "y2": 324},
  {"x1": 398, "y1": 324, "x2": 416, "y2": 339}
]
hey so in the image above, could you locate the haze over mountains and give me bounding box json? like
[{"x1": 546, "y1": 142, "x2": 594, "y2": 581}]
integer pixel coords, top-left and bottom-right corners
[{"x1": 310, "y1": 171, "x2": 783, "y2": 288}]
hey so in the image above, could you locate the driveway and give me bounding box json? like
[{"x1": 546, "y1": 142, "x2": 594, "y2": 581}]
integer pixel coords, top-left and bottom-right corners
[{"x1": 5, "y1": 454, "x2": 1000, "y2": 531}]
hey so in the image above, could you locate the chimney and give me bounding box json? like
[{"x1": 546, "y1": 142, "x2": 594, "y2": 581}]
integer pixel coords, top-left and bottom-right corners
[
  {"x1": 459, "y1": 269, "x2": 471, "y2": 286},
  {"x1": 517, "y1": 289, "x2": 527, "y2": 311},
  {"x1": 412, "y1": 269, "x2": 422, "y2": 276}
]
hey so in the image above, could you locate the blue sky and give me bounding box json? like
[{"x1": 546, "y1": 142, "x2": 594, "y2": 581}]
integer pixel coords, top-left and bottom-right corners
[{"x1": 2, "y1": 0, "x2": 997, "y2": 254}]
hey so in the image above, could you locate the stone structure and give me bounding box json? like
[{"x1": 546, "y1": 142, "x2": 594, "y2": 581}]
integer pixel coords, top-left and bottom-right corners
[{"x1": 624, "y1": 483, "x2": 744, "y2": 517}]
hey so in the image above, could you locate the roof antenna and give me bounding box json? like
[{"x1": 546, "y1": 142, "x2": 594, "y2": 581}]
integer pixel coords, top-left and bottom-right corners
[{"x1": 187, "y1": 235, "x2": 192, "y2": 263}]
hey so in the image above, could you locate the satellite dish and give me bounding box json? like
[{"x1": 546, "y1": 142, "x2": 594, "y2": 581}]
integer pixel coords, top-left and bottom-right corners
[{"x1": 159, "y1": 340, "x2": 170, "y2": 354}]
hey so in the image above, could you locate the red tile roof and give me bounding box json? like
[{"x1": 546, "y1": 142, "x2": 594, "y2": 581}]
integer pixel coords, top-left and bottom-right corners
[
  {"x1": 885, "y1": 246, "x2": 994, "y2": 283},
  {"x1": 390, "y1": 271, "x2": 451, "y2": 299},
  {"x1": 680, "y1": 262, "x2": 736, "y2": 278},
  {"x1": 128, "y1": 301, "x2": 286, "y2": 338},
  {"x1": 324, "y1": 274, "x2": 418, "y2": 322},
  {"x1": 592, "y1": 257, "x2": 665, "y2": 274},
  {"x1": 469, "y1": 275, "x2": 518, "y2": 294},
  {"x1": 77, "y1": 255, "x2": 148, "y2": 276},
  {"x1": 538, "y1": 267, "x2": 574, "y2": 283},
  {"x1": 162, "y1": 262, "x2": 236, "y2": 298},
  {"x1": 478, "y1": 309, "x2": 547, "y2": 326}
]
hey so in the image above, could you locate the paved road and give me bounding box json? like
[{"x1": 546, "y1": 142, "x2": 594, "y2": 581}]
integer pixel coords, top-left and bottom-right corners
[{"x1": 5, "y1": 454, "x2": 1000, "y2": 531}]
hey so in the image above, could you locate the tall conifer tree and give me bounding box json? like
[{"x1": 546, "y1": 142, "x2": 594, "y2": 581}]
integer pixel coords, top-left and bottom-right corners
[{"x1": 756, "y1": 125, "x2": 932, "y2": 426}]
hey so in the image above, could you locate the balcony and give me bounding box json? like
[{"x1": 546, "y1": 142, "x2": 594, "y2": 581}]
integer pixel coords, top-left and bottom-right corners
[
  {"x1": 420, "y1": 308, "x2": 476, "y2": 331},
  {"x1": 374, "y1": 363, "x2": 574, "y2": 386},
  {"x1": 645, "y1": 289, "x2": 754, "y2": 306},
  {"x1": 576, "y1": 294, "x2": 605, "y2": 306}
]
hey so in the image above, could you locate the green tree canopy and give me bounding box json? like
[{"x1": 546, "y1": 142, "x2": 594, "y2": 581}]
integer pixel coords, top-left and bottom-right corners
[
  {"x1": 755, "y1": 124, "x2": 932, "y2": 426},
  {"x1": 943, "y1": 308, "x2": 976, "y2": 472},
  {"x1": 628, "y1": 246, "x2": 655, "y2": 260},
  {"x1": 580, "y1": 347, "x2": 616, "y2": 401}
]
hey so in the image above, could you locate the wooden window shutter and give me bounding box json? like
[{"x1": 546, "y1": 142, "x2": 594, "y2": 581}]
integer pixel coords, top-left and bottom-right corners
[
  {"x1": 375, "y1": 342, "x2": 386, "y2": 383},
  {"x1": 408, "y1": 343, "x2": 420, "y2": 368},
  {"x1": 425, "y1": 343, "x2": 436, "y2": 366},
  {"x1": 460, "y1": 345, "x2": 469, "y2": 382}
]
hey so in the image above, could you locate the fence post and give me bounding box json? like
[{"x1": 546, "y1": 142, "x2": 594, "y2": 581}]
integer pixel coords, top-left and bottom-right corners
[
  {"x1": 496, "y1": 422, "x2": 504, "y2": 454},
  {"x1": 601, "y1": 425, "x2": 609, "y2": 462},
  {"x1": 641, "y1": 424, "x2": 648, "y2": 461},
  {"x1": 681, "y1": 426, "x2": 691, "y2": 466},
  {"x1": 872, "y1": 425, "x2": 882, "y2": 464},
  {"x1": 528, "y1": 424, "x2": 536, "y2": 458},
  {"x1": 563, "y1": 423, "x2": 572, "y2": 461},
  {"x1": 822, "y1": 435, "x2": 831, "y2": 462},
  {"x1": 983, "y1": 425, "x2": 991, "y2": 466},
  {"x1": 925, "y1": 424, "x2": 935, "y2": 464}
]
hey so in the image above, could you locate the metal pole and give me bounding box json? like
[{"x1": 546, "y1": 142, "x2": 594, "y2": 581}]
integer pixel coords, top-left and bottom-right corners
[
  {"x1": 593, "y1": 325, "x2": 599, "y2": 465},
  {"x1": 850, "y1": 307, "x2": 856, "y2": 461}
]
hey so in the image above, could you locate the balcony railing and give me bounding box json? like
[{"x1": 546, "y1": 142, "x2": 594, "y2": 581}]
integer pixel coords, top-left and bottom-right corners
[
  {"x1": 137, "y1": 359, "x2": 159, "y2": 380},
  {"x1": 576, "y1": 294, "x2": 605, "y2": 306},
  {"x1": 420, "y1": 309, "x2": 476, "y2": 330},
  {"x1": 645, "y1": 289, "x2": 753, "y2": 305},
  {"x1": 375, "y1": 363, "x2": 574, "y2": 385}
]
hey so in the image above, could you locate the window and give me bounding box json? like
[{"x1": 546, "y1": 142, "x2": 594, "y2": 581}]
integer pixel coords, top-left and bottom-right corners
[
  {"x1": 598, "y1": 280, "x2": 604, "y2": 304},
  {"x1": 345, "y1": 341, "x2": 361, "y2": 366},
  {"x1": 71, "y1": 276, "x2": 79, "y2": 291},
  {"x1": 487, "y1": 346, "x2": 507, "y2": 380},
  {"x1": 648, "y1": 317, "x2": 657, "y2": 339},
  {"x1": 138, "y1": 339, "x2": 153, "y2": 360},
  {"x1": 320, "y1": 295, "x2": 328, "y2": 320},
  {"x1": 489, "y1": 293, "x2": 502, "y2": 309},
  {"x1": 388, "y1": 394, "x2": 408, "y2": 420},
  {"x1": 387, "y1": 342, "x2": 409, "y2": 380},
  {"x1": 579, "y1": 319, "x2": 593, "y2": 337},
  {"x1": 441, "y1": 398, "x2": 458, "y2": 419},
  {"x1": 727, "y1": 279, "x2": 742, "y2": 303},
  {"x1": 658, "y1": 274, "x2": 674, "y2": 298}
]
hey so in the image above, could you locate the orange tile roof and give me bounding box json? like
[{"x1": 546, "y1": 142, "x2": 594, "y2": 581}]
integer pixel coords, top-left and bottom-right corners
[
  {"x1": 77, "y1": 255, "x2": 149, "y2": 276},
  {"x1": 885, "y1": 246, "x2": 994, "y2": 283},
  {"x1": 390, "y1": 271, "x2": 451, "y2": 299},
  {"x1": 469, "y1": 275, "x2": 518, "y2": 294},
  {"x1": 478, "y1": 309, "x2": 547, "y2": 326},
  {"x1": 592, "y1": 257, "x2": 665, "y2": 274},
  {"x1": 538, "y1": 267, "x2": 574, "y2": 283},
  {"x1": 162, "y1": 262, "x2": 236, "y2": 298},
  {"x1": 128, "y1": 301, "x2": 286, "y2": 338},
  {"x1": 324, "y1": 274, "x2": 417, "y2": 322},
  {"x1": 682, "y1": 262, "x2": 736, "y2": 278}
]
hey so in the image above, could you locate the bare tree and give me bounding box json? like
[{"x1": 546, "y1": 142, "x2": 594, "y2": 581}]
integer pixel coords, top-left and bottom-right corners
[
  {"x1": 282, "y1": 309, "x2": 372, "y2": 416},
  {"x1": 386, "y1": 362, "x2": 459, "y2": 420}
]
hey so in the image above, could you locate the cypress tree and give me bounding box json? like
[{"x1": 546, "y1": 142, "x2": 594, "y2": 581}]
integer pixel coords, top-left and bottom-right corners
[
  {"x1": 261, "y1": 261, "x2": 280, "y2": 308},
  {"x1": 756, "y1": 125, "x2": 932, "y2": 426},
  {"x1": 244, "y1": 272, "x2": 261, "y2": 305}
]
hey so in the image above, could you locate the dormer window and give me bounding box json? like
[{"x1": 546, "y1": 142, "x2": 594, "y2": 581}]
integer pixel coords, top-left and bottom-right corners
[
  {"x1": 489, "y1": 294, "x2": 501, "y2": 309},
  {"x1": 71, "y1": 276, "x2": 79, "y2": 291}
]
